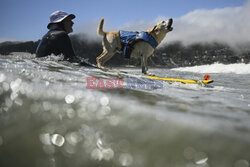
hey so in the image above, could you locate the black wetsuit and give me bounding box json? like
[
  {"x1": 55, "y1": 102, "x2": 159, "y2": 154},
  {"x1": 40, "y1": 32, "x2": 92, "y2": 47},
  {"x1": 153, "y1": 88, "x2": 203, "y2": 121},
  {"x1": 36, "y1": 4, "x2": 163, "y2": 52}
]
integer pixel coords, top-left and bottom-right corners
[{"x1": 36, "y1": 24, "x2": 91, "y2": 66}]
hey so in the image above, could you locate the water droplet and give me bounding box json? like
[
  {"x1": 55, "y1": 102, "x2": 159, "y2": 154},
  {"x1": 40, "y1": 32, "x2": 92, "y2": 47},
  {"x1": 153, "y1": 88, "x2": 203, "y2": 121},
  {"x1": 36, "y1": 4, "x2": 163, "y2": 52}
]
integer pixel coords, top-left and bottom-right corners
[
  {"x1": 91, "y1": 147, "x2": 114, "y2": 161},
  {"x1": 51, "y1": 134, "x2": 65, "y2": 147},
  {"x1": 96, "y1": 139, "x2": 103, "y2": 149},
  {"x1": 66, "y1": 132, "x2": 81, "y2": 146},
  {"x1": 39, "y1": 133, "x2": 51, "y2": 145},
  {"x1": 91, "y1": 148, "x2": 103, "y2": 161},
  {"x1": 108, "y1": 116, "x2": 120, "y2": 126},
  {"x1": 240, "y1": 95, "x2": 244, "y2": 99},
  {"x1": 3, "y1": 82, "x2": 10, "y2": 92},
  {"x1": 45, "y1": 81, "x2": 50, "y2": 86},
  {"x1": 0, "y1": 73, "x2": 6, "y2": 82},
  {"x1": 10, "y1": 92, "x2": 18, "y2": 100},
  {"x1": 3, "y1": 82, "x2": 9, "y2": 91},
  {"x1": 42, "y1": 101, "x2": 52, "y2": 111},
  {"x1": 101, "y1": 106, "x2": 111, "y2": 115},
  {"x1": 102, "y1": 148, "x2": 114, "y2": 161},
  {"x1": 5, "y1": 98, "x2": 13, "y2": 108},
  {"x1": 30, "y1": 103, "x2": 41, "y2": 114},
  {"x1": 119, "y1": 153, "x2": 133, "y2": 166},
  {"x1": 235, "y1": 160, "x2": 249, "y2": 167},
  {"x1": 14, "y1": 98, "x2": 23, "y2": 106},
  {"x1": 100, "y1": 96, "x2": 109, "y2": 106},
  {"x1": 10, "y1": 78, "x2": 22, "y2": 92},
  {"x1": 194, "y1": 152, "x2": 208, "y2": 165},
  {"x1": 65, "y1": 95, "x2": 75, "y2": 104}
]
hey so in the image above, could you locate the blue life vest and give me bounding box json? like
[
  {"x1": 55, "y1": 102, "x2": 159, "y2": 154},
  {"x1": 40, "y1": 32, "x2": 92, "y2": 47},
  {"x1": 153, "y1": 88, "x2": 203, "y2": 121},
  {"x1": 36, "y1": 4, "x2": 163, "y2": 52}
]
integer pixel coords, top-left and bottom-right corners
[{"x1": 119, "y1": 31, "x2": 158, "y2": 58}]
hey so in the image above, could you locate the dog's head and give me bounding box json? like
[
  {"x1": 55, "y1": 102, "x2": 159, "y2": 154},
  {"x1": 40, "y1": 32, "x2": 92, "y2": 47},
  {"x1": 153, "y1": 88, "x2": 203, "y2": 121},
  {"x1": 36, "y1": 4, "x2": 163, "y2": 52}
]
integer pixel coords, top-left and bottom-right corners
[
  {"x1": 152, "y1": 18, "x2": 173, "y2": 33},
  {"x1": 147, "y1": 18, "x2": 173, "y2": 44}
]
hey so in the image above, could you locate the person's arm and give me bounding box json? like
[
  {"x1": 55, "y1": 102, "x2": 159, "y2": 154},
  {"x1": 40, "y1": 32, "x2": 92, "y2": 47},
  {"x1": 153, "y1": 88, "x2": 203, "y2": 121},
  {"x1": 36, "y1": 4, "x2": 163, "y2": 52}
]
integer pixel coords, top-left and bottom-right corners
[
  {"x1": 54, "y1": 32, "x2": 93, "y2": 66},
  {"x1": 54, "y1": 32, "x2": 80, "y2": 62}
]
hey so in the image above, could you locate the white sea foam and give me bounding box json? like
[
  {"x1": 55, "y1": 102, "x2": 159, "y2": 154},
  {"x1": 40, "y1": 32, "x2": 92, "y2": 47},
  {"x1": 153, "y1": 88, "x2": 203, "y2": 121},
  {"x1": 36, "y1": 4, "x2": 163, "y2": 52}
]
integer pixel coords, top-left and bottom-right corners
[{"x1": 172, "y1": 63, "x2": 250, "y2": 74}]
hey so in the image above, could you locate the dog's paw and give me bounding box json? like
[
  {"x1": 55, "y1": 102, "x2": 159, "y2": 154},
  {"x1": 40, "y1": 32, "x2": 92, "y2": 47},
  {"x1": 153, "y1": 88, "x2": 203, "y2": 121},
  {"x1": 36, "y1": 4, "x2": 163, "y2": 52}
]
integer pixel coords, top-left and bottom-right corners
[
  {"x1": 144, "y1": 72, "x2": 155, "y2": 76},
  {"x1": 99, "y1": 66, "x2": 109, "y2": 71},
  {"x1": 102, "y1": 68, "x2": 109, "y2": 72},
  {"x1": 97, "y1": 64, "x2": 106, "y2": 70}
]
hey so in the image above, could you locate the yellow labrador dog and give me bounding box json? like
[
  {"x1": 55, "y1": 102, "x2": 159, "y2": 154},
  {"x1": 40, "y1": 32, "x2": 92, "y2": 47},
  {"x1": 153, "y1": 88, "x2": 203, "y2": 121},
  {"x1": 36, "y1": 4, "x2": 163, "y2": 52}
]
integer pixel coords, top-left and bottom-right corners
[{"x1": 96, "y1": 18, "x2": 173, "y2": 75}]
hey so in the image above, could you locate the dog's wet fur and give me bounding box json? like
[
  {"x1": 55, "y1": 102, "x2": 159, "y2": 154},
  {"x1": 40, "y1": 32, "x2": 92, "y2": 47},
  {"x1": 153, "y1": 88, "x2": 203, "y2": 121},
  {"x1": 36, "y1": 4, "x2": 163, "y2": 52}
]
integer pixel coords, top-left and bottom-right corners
[{"x1": 96, "y1": 18, "x2": 173, "y2": 75}]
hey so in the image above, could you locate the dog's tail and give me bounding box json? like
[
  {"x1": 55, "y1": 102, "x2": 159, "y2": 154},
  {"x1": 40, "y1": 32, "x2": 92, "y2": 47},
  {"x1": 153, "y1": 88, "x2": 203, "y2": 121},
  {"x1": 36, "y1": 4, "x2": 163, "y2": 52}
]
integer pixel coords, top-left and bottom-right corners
[{"x1": 97, "y1": 18, "x2": 106, "y2": 36}]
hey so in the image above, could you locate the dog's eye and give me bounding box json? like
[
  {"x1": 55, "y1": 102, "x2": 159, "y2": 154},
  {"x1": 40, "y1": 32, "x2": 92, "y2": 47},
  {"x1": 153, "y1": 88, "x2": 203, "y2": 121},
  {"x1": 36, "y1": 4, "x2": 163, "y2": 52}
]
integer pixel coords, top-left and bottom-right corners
[{"x1": 162, "y1": 21, "x2": 166, "y2": 24}]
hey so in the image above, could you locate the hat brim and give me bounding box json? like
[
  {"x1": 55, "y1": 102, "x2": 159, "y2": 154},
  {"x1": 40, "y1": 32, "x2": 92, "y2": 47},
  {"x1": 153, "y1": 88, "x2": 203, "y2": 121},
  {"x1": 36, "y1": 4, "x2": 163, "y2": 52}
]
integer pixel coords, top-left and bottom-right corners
[{"x1": 47, "y1": 14, "x2": 75, "y2": 29}]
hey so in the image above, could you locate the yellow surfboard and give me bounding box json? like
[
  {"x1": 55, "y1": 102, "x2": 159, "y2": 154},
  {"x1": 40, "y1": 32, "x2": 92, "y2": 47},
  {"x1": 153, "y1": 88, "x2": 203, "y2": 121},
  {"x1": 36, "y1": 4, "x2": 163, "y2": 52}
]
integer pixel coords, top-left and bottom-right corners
[
  {"x1": 99, "y1": 68, "x2": 213, "y2": 85},
  {"x1": 143, "y1": 75, "x2": 213, "y2": 85}
]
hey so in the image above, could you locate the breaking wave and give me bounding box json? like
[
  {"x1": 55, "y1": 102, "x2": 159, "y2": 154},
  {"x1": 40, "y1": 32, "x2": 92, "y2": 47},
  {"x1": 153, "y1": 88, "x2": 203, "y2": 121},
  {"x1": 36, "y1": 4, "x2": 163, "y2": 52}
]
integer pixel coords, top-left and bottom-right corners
[{"x1": 172, "y1": 63, "x2": 250, "y2": 74}]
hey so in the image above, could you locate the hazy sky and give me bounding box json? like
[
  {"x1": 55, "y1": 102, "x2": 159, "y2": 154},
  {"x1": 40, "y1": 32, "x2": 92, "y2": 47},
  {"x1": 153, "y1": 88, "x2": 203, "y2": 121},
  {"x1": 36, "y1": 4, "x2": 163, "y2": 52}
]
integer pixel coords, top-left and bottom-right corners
[{"x1": 0, "y1": 0, "x2": 249, "y2": 45}]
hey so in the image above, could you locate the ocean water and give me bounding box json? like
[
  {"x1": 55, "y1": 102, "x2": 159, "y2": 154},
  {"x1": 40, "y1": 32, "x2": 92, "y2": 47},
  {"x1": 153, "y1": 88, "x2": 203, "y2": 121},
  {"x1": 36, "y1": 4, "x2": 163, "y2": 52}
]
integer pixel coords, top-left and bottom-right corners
[{"x1": 0, "y1": 53, "x2": 250, "y2": 167}]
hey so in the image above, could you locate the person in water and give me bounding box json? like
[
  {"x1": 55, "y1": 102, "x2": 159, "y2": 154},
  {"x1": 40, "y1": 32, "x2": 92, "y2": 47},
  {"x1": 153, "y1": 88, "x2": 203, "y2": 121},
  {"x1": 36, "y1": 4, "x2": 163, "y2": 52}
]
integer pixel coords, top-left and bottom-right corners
[{"x1": 36, "y1": 10, "x2": 89, "y2": 65}]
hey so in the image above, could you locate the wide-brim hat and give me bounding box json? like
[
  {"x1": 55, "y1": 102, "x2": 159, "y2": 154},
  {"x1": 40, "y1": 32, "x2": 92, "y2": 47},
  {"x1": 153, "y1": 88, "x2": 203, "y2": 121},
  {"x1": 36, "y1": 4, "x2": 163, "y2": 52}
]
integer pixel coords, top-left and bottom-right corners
[{"x1": 47, "y1": 10, "x2": 75, "y2": 29}]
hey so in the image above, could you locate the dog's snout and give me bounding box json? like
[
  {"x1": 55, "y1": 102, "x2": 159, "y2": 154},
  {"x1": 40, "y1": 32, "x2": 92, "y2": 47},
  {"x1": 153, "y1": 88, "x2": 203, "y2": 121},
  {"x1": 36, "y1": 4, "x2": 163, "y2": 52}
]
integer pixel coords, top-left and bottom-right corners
[
  {"x1": 169, "y1": 18, "x2": 173, "y2": 25},
  {"x1": 165, "y1": 18, "x2": 173, "y2": 31}
]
